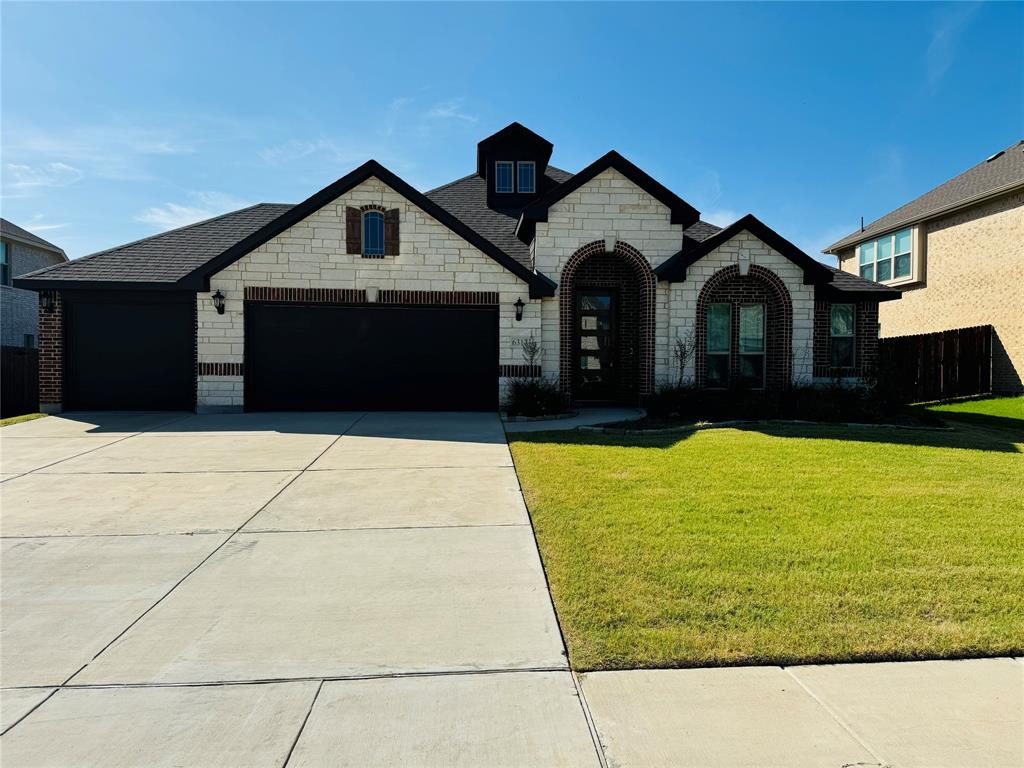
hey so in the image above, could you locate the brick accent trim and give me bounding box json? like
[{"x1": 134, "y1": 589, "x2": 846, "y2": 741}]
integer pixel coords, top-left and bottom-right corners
[
  {"x1": 243, "y1": 287, "x2": 499, "y2": 307},
  {"x1": 199, "y1": 362, "x2": 244, "y2": 377},
  {"x1": 559, "y1": 240, "x2": 656, "y2": 401},
  {"x1": 813, "y1": 299, "x2": 879, "y2": 378},
  {"x1": 377, "y1": 290, "x2": 499, "y2": 306},
  {"x1": 358, "y1": 204, "x2": 387, "y2": 213},
  {"x1": 695, "y1": 264, "x2": 794, "y2": 390},
  {"x1": 245, "y1": 287, "x2": 366, "y2": 303},
  {"x1": 499, "y1": 363, "x2": 542, "y2": 378},
  {"x1": 38, "y1": 291, "x2": 63, "y2": 406}
]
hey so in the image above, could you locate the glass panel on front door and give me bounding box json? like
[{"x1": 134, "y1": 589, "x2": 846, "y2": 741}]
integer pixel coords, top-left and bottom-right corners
[{"x1": 576, "y1": 291, "x2": 616, "y2": 400}]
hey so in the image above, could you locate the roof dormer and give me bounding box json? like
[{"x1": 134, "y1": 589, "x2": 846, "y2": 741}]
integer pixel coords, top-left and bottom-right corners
[{"x1": 477, "y1": 122, "x2": 554, "y2": 209}]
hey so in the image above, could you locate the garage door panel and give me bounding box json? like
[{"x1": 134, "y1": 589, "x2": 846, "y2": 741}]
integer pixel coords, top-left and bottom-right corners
[
  {"x1": 65, "y1": 297, "x2": 193, "y2": 411},
  {"x1": 245, "y1": 304, "x2": 498, "y2": 412}
]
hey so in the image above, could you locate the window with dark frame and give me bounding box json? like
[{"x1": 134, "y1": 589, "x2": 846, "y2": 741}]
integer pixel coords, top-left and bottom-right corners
[
  {"x1": 706, "y1": 302, "x2": 731, "y2": 387},
  {"x1": 517, "y1": 161, "x2": 536, "y2": 194},
  {"x1": 738, "y1": 304, "x2": 765, "y2": 388},
  {"x1": 0, "y1": 242, "x2": 9, "y2": 286},
  {"x1": 362, "y1": 211, "x2": 385, "y2": 256},
  {"x1": 830, "y1": 303, "x2": 856, "y2": 368},
  {"x1": 494, "y1": 161, "x2": 514, "y2": 193}
]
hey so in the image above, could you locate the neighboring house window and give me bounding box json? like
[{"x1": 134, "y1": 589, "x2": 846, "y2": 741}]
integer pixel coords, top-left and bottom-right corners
[
  {"x1": 830, "y1": 303, "x2": 855, "y2": 368},
  {"x1": 0, "y1": 242, "x2": 9, "y2": 286},
  {"x1": 495, "y1": 161, "x2": 514, "y2": 193},
  {"x1": 706, "y1": 303, "x2": 731, "y2": 387},
  {"x1": 362, "y1": 211, "x2": 385, "y2": 256},
  {"x1": 738, "y1": 304, "x2": 765, "y2": 387},
  {"x1": 857, "y1": 228, "x2": 912, "y2": 283},
  {"x1": 517, "y1": 161, "x2": 536, "y2": 194}
]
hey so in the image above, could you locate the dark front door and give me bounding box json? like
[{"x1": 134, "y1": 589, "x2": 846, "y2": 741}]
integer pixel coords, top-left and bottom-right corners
[
  {"x1": 245, "y1": 302, "x2": 498, "y2": 411},
  {"x1": 574, "y1": 290, "x2": 617, "y2": 401},
  {"x1": 64, "y1": 292, "x2": 194, "y2": 410}
]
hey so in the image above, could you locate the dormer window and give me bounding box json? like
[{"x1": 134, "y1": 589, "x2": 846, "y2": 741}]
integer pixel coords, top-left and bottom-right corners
[
  {"x1": 495, "y1": 161, "x2": 514, "y2": 193},
  {"x1": 517, "y1": 161, "x2": 536, "y2": 194}
]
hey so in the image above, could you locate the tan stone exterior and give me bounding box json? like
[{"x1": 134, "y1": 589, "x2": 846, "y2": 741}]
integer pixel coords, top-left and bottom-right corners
[
  {"x1": 837, "y1": 189, "x2": 1024, "y2": 393},
  {"x1": 197, "y1": 169, "x2": 825, "y2": 410}
]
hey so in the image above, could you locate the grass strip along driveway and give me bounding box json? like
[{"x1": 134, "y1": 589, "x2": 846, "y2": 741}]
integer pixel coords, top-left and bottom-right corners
[{"x1": 509, "y1": 396, "x2": 1024, "y2": 671}]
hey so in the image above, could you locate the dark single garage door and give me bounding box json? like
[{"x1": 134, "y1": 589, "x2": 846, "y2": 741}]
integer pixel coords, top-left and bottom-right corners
[
  {"x1": 245, "y1": 303, "x2": 498, "y2": 411},
  {"x1": 64, "y1": 292, "x2": 194, "y2": 410}
]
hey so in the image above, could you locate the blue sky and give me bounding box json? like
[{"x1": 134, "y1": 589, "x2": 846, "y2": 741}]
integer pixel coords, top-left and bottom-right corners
[{"x1": 2, "y1": 2, "x2": 1021, "y2": 263}]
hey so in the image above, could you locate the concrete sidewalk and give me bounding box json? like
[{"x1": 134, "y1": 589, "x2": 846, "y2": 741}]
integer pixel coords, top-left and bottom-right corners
[{"x1": 579, "y1": 657, "x2": 1023, "y2": 768}]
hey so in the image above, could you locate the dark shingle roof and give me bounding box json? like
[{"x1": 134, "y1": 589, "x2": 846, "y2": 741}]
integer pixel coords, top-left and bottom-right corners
[
  {"x1": 18, "y1": 204, "x2": 293, "y2": 285},
  {"x1": 827, "y1": 140, "x2": 1024, "y2": 252},
  {"x1": 0, "y1": 218, "x2": 66, "y2": 258},
  {"x1": 426, "y1": 167, "x2": 574, "y2": 267},
  {"x1": 426, "y1": 166, "x2": 722, "y2": 267},
  {"x1": 18, "y1": 165, "x2": 724, "y2": 288},
  {"x1": 824, "y1": 265, "x2": 901, "y2": 298}
]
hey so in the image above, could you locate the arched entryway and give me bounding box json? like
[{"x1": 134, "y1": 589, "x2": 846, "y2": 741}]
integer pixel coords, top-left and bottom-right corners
[
  {"x1": 559, "y1": 240, "x2": 655, "y2": 404},
  {"x1": 695, "y1": 264, "x2": 793, "y2": 390}
]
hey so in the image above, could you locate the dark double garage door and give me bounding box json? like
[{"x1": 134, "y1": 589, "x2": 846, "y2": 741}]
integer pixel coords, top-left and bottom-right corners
[
  {"x1": 245, "y1": 302, "x2": 498, "y2": 411},
  {"x1": 62, "y1": 295, "x2": 498, "y2": 412}
]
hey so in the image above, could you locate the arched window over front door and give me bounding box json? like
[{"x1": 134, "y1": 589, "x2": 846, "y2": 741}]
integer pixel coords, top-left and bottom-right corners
[{"x1": 362, "y1": 210, "x2": 385, "y2": 257}]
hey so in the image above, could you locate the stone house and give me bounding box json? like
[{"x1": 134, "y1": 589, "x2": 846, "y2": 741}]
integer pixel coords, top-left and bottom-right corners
[
  {"x1": 826, "y1": 141, "x2": 1023, "y2": 393},
  {"x1": 16, "y1": 123, "x2": 897, "y2": 413},
  {"x1": 1, "y1": 219, "x2": 67, "y2": 349}
]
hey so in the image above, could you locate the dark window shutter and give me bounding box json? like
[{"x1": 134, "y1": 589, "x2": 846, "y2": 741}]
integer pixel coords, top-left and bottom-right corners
[
  {"x1": 384, "y1": 209, "x2": 400, "y2": 256},
  {"x1": 345, "y1": 207, "x2": 361, "y2": 254}
]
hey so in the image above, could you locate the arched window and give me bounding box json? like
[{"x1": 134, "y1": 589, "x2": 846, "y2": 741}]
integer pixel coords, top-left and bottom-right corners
[{"x1": 362, "y1": 211, "x2": 384, "y2": 256}]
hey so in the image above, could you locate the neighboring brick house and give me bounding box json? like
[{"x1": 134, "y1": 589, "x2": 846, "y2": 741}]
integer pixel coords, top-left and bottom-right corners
[
  {"x1": 826, "y1": 141, "x2": 1024, "y2": 393},
  {"x1": 1, "y1": 219, "x2": 67, "y2": 348},
  {"x1": 15, "y1": 123, "x2": 897, "y2": 413}
]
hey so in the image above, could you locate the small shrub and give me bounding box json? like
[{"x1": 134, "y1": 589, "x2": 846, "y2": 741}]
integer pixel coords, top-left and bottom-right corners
[
  {"x1": 504, "y1": 376, "x2": 569, "y2": 417},
  {"x1": 644, "y1": 382, "x2": 931, "y2": 425}
]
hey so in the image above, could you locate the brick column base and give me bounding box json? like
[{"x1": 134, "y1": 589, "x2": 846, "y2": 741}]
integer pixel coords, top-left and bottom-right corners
[{"x1": 38, "y1": 291, "x2": 63, "y2": 412}]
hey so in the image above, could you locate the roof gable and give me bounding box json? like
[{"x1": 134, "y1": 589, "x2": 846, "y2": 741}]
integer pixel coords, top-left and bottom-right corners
[
  {"x1": 515, "y1": 151, "x2": 700, "y2": 244},
  {"x1": 182, "y1": 160, "x2": 556, "y2": 297},
  {"x1": 654, "y1": 214, "x2": 834, "y2": 285},
  {"x1": 476, "y1": 122, "x2": 554, "y2": 177}
]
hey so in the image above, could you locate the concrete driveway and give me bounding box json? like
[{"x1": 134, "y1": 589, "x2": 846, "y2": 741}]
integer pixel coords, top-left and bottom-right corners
[{"x1": 1, "y1": 411, "x2": 601, "y2": 767}]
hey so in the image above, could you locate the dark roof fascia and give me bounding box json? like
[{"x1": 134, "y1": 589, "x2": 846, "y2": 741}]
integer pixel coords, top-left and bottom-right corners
[
  {"x1": 515, "y1": 151, "x2": 700, "y2": 244},
  {"x1": 12, "y1": 277, "x2": 192, "y2": 292},
  {"x1": 654, "y1": 214, "x2": 834, "y2": 286},
  {"x1": 817, "y1": 283, "x2": 902, "y2": 302},
  {"x1": 179, "y1": 160, "x2": 555, "y2": 297}
]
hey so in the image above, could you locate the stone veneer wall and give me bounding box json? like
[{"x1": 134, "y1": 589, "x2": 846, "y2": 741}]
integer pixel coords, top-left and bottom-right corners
[
  {"x1": 667, "y1": 231, "x2": 816, "y2": 385},
  {"x1": 196, "y1": 177, "x2": 536, "y2": 410},
  {"x1": 838, "y1": 190, "x2": 1023, "y2": 393},
  {"x1": 532, "y1": 167, "x2": 685, "y2": 385}
]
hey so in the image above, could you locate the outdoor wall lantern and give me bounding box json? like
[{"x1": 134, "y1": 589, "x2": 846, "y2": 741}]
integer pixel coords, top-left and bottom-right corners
[
  {"x1": 211, "y1": 290, "x2": 226, "y2": 315},
  {"x1": 514, "y1": 297, "x2": 525, "y2": 322},
  {"x1": 40, "y1": 292, "x2": 55, "y2": 314}
]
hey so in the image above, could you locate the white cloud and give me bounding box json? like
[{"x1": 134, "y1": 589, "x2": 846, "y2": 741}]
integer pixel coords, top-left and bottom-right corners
[
  {"x1": 425, "y1": 98, "x2": 478, "y2": 124},
  {"x1": 926, "y1": 3, "x2": 980, "y2": 88},
  {"x1": 136, "y1": 191, "x2": 252, "y2": 232},
  {"x1": 701, "y1": 209, "x2": 741, "y2": 228},
  {"x1": 5, "y1": 162, "x2": 83, "y2": 188}
]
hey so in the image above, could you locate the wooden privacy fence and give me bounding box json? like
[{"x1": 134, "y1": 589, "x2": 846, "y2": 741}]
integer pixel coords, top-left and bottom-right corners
[
  {"x1": 1, "y1": 346, "x2": 40, "y2": 418},
  {"x1": 879, "y1": 325, "x2": 992, "y2": 402}
]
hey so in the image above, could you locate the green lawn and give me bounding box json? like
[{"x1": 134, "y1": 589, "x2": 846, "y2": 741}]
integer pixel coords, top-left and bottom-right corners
[
  {"x1": 509, "y1": 397, "x2": 1024, "y2": 671},
  {"x1": 0, "y1": 413, "x2": 46, "y2": 428}
]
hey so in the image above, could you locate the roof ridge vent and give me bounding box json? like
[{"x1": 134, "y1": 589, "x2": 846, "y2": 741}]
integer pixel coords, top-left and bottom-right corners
[{"x1": 985, "y1": 150, "x2": 1005, "y2": 162}]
